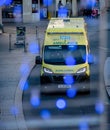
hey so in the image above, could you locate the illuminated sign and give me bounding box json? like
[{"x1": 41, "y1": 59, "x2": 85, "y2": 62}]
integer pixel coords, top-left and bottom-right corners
[{"x1": 60, "y1": 36, "x2": 70, "y2": 40}]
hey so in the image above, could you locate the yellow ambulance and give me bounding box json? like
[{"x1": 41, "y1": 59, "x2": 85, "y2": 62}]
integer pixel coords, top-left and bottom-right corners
[{"x1": 38, "y1": 18, "x2": 91, "y2": 92}]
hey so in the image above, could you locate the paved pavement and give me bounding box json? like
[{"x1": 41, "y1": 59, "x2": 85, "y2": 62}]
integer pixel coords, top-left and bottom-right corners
[
  {"x1": 0, "y1": 10, "x2": 110, "y2": 130},
  {"x1": 0, "y1": 21, "x2": 48, "y2": 130}
]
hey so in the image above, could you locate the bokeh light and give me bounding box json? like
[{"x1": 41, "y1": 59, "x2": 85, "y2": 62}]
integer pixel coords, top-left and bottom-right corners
[
  {"x1": 56, "y1": 98, "x2": 66, "y2": 110},
  {"x1": 87, "y1": 0, "x2": 96, "y2": 9},
  {"x1": 80, "y1": 0, "x2": 97, "y2": 11},
  {"x1": 13, "y1": 5, "x2": 22, "y2": 22},
  {"x1": 83, "y1": 54, "x2": 94, "y2": 64},
  {"x1": 63, "y1": 75, "x2": 74, "y2": 85},
  {"x1": 43, "y1": 0, "x2": 53, "y2": 6},
  {"x1": 82, "y1": 54, "x2": 87, "y2": 63},
  {"x1": 10, "y1": 106, "x2": 19, "y2": 116},
  {"x1": 20, "y1": 63, "x2": 29, "y2": 76},
  {"x1": 40, "y1": 109, "x2": 51, "y2": 119},
  {"x1": 23, "y1": 81, "x2": 29, "y2": 91},
  {"x1": 30, "y1": 95, "x2": 40, "y2": 107},
  {"x1": 29, "y1": 42, "x2": 40, "y2": 54},
  {"x1": 88, "y1": 54, "x2": 94, "y2": 64},
  {"x1": 58, "y1": 7, "x2": 67, "y2": 18},
  {"x1": 19, "y1": 79, "x2": 25, "y2": 90},
  {"x1": 5, "y1": 0, "x2": 12, "y2": 5},
  {"x1": 95, "y1": 101, "x2": 104, "y2": 114},
  {"x1": 66, "y1": 88, "x2": 77, "y2": 98},
  {"x1": 30, "y1": 89, "x2": 40, "y2": 107},
  {"x1": 0, "y1": 0, "x2": 6, "y2": 6},
  {"x1": 19, "y1": 80, "x2": 29, "y2": 91},
  {"x1": 79, "y1": 121, "x2": 89, "y2": 130},
  {"x1": 65, "y1": 56, "x2": 76, "y2": 66}
]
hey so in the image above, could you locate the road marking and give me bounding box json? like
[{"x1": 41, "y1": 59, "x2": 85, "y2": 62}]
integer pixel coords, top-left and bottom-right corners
[{"x1": 99, "y1": 46, "x2": 110, "y2": 52}]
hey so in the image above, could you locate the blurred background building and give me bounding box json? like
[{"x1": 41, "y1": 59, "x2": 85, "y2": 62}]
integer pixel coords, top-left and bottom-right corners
[{"x1": 0, "y1": 0, "x2": 109, "y2": 23}]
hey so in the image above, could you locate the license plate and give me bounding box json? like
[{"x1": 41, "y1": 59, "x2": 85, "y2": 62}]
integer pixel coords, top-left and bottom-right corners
[{"x1": 58, "y1": 84, "x2": 72, "y2": 89}]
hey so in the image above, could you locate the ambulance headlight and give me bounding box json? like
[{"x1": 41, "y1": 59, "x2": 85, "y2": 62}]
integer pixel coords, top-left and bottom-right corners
[
  {"x1": 43, "y1": 67, "x2": 53, "y2": 74},
  {"x1": 76, "y1": 67, "x2": 87, "y2": 74}
]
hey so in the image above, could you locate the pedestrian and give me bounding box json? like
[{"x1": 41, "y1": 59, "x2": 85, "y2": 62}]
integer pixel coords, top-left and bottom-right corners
[
  {"x1": 58, "y1": 5, "x2": 68, "y2": 18},
  {"x1": 65, "y1": 0, "x2": 72, "y2": 17},
  {"x1": 58, "y1": 0, "x2": 63, "y2": 10},
  {"x1": 91, "y1": 8, "x2": 98, "y2": 18}
]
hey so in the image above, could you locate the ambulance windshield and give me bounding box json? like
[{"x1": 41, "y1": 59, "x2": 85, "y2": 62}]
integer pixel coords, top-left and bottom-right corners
[{"x1": 44, "y1": 45, "x2": 86, "y2": 65}]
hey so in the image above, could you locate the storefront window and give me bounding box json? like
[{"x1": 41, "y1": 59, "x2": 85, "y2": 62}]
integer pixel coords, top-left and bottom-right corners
[
  {"x1": 2, "y1": 0, "x2": 22, "y2": 19},
  {"x1": 32, "y1": 0, "x2": 38, "y2": 13}
]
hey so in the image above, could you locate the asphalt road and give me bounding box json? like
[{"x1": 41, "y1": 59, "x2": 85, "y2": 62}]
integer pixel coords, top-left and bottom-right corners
[
  {"x1": 22, "y1": 62, "x2": 110, "y2": 130},
  {"x1": 23, "y1": 65, "x2": 100, "y2": 130}
]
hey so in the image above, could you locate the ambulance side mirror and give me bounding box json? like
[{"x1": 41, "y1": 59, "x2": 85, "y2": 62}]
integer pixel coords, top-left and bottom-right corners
[{"x1": 35, "y1": 56, "x2": 42, "y2": 64}]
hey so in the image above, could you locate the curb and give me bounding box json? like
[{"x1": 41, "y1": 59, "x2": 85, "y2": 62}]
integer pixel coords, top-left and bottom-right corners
[{"x1": 15, "y1": 58, "x2": 36, "y2": 130}]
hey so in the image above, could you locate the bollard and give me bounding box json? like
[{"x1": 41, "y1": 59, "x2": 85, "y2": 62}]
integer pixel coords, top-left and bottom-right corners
[
  {"x1": 38, "y1": 38, "x2": 41, "y2": 55},
  {"x1": 24, "y1": 37, "x2": 27, "y2": 52},
  {"x1": 9, "y1": 34, "x2": 12, "y2": 51},
  {"x1": 36, "y1": 26, "x2": 38, "y2": 39}
]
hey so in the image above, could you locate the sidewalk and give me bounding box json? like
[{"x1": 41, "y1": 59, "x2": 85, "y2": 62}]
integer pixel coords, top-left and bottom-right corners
[
  {"x1": 0, "y1": 20, "x2": 48, "y2": 130},
  {"x1": 0, "y1": 45, "x2": 35, "y2": 130}
]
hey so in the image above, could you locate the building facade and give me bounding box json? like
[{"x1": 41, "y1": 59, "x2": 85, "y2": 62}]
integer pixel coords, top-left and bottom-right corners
[
  {"x1": 0, "y1": 0, "x2": 103, "y2": 23},
  {"x1": 22, "y1": 0, "x2": 78, "y2": 23}
]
